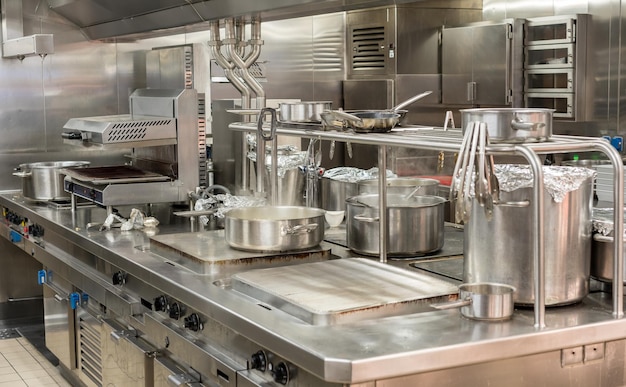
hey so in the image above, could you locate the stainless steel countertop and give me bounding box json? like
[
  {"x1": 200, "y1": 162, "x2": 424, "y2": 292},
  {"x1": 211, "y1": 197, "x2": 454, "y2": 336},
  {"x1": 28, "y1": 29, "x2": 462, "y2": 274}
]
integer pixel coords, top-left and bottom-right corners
[{"x1": 2, "y1": 190, "x2": 624, "y2": 383}]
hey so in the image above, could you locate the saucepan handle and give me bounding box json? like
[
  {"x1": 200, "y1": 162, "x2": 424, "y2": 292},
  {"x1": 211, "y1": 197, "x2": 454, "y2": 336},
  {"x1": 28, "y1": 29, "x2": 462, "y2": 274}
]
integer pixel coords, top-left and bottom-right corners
[{"x1": 430, "y1": 298, "x2": 472, "y2": 310}]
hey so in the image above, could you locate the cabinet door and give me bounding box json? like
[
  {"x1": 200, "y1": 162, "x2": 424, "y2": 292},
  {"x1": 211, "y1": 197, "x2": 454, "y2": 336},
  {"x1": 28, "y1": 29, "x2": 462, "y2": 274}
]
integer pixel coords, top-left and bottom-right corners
[
  {"x1": 442, "y1": 23, "x2": 512, "y2": 106},
  {"x1": 101, "y1": 320, "x2": 154, "y2": 386},
  {"x1": 442, "y1": 26, "x2": 474, "y2": 105},
  {"x1": 43, "y1": 283, "x2": 73, "y2": 369},
  {"x1": 472, "y1": 23, "x2": 511, "y2": 105}
]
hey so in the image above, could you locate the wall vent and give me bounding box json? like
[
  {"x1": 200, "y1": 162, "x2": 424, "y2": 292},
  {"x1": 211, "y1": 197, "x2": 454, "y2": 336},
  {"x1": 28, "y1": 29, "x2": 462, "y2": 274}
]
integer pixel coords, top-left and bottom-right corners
[{"x1": 350, "y1": 26, "x2": 386, "y2": 72}]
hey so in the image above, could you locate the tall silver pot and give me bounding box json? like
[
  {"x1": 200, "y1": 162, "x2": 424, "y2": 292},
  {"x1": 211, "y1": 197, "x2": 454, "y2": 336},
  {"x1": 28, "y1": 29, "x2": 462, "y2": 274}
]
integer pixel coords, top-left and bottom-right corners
[
  {"x1": 321, "y1": 177, "x2": 359, "y2": 212},
  {"x1": 13, "y1": 161, "x2": 90, "y2": 201},
  {"x1": 346, "y1": 194, "x2": 445, "y2": 256},
  {"x1": 464, "y1": 165, "x2": 594, "y2": 306}
]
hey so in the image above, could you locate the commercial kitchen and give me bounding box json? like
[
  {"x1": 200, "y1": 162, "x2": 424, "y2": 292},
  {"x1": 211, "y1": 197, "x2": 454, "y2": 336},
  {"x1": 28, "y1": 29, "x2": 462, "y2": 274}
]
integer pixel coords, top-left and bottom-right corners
[{"x1": 1, "y1": 0, "x2": 626, "y2": 386}]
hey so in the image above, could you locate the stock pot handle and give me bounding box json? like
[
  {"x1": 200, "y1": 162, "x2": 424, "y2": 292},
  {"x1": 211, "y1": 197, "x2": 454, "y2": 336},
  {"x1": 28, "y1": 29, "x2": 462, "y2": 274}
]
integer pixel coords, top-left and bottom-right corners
[
  {"x1": 12, "y1": 171, "x2": 32, "y2": 178},
  {"x1": 353, "y1": 214, "x2": 379, "y2": 223},
  {"x1": 511, "y1": 115, "x2": 544, "y2": 131},
  {"x1": 494, "y1": 200, "x2": 530, "y2": 208},
  {"x1": 282, "y1": 223, "x2": 318, "y2": 235}
]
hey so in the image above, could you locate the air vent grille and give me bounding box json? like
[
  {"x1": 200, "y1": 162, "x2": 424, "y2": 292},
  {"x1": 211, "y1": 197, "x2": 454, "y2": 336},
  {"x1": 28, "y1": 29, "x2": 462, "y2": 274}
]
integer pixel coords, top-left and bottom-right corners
[
  {"x1": 107, "y1": 119, "x2": 174, "y2": 143},
  {"x1": 78, "y1": 314, "x2": 103, "y2": 387},
  {"x1": 351, "y1": 26, "x2": 386, "y2": 71}
]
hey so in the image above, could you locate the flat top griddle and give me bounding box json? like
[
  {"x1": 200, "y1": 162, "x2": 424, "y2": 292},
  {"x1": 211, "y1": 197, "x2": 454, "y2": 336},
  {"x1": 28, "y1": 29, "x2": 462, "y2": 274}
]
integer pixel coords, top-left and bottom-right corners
[
  {"x1": 62, "y1": 165, "x2": 171, "y2": 184},
  {"x1": 231, "y1": 258, "x2": 458, "y2": 325}
]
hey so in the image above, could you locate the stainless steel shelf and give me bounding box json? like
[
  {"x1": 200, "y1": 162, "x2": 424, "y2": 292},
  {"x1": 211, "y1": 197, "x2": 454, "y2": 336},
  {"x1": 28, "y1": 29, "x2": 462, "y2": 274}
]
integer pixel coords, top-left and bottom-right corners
[{"x1": 230, "y1": 121, "x2": 625, "y2": 328}]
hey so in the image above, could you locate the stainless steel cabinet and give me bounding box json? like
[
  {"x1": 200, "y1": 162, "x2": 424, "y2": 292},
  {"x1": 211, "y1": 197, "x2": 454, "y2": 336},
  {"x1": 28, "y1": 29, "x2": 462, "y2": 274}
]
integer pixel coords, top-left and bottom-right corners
[
  {"x1": 43, "y1": 281, "x2": 75, "y2": 370},
  {"x1": 442, "y1": 20, "x2": 524, "y2": 107}
]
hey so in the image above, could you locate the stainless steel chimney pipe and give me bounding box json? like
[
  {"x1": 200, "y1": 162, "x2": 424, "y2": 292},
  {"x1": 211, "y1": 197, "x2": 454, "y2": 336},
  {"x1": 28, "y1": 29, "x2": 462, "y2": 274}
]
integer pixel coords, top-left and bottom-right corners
[{"x1": 209, "y1": 19, "x2": 253, "y2": 194}]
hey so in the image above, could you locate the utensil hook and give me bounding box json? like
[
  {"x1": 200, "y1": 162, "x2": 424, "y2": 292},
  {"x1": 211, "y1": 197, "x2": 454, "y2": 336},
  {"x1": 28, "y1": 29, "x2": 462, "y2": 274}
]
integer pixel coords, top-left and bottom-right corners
[{"x1": 256, "y1": 108, "x2": 278, "y2": 204}]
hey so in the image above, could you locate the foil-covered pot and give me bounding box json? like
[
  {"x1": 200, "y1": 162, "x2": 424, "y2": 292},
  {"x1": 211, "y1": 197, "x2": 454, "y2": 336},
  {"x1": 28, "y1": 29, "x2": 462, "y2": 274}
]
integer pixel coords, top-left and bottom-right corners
[{"x1": 464, "y1": 164, "x2": 596, "y2": 306}]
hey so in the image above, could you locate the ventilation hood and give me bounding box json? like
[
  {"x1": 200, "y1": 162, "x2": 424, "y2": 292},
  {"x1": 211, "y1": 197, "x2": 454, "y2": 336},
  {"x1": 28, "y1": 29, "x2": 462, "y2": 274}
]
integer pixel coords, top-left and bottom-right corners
[{"x1": 47, "y1": 0, "x2": 424, "y2": 40}]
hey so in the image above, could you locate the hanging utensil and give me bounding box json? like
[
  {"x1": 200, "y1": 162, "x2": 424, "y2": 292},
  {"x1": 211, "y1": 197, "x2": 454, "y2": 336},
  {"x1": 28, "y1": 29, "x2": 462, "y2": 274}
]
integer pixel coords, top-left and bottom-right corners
[
  {"x1": 462, "y1": 123, "x2": 481, "y2": 223},
  {"x1": 451, "y1": 122, "x2": 475, "y2": 223}
]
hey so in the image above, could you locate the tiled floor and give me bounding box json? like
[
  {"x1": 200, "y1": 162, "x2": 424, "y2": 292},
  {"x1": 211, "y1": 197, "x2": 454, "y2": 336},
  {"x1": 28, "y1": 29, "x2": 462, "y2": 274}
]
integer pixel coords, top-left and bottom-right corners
[{"x1": 0, "y1": 337, "x2": 70, "y2": 387}]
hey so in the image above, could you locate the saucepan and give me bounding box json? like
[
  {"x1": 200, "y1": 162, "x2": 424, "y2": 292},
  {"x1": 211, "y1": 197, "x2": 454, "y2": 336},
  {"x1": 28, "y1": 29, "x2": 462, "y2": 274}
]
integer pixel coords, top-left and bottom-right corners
[
  {"x1": 330, "y1": 91, "x2": 433, "y2": 133},
  {"x1": 430, "y1": 283, "x2": 515, "y2": 321}
]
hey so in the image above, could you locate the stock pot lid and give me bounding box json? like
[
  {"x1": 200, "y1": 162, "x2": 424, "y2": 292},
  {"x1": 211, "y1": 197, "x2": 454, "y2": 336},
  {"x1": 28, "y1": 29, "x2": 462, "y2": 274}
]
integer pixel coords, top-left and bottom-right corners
[{"x1": 495, "y1": 164, "x2": 596, "y2": 203}]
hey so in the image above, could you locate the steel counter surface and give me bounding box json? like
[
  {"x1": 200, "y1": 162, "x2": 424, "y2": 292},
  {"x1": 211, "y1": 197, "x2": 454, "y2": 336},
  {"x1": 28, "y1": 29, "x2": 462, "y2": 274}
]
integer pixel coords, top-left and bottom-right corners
[{"x1": 0, "y1": 190, "x2": 623, "y2": 384}]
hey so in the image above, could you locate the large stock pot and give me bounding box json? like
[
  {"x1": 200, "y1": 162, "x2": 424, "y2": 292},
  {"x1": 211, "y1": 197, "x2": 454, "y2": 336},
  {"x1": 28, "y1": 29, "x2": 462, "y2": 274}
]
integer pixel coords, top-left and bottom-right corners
[
  {"x1": 13, "y1": 161, "x2": 90, "y2": 201},
  {"x1": 346, "y1": 194, "x2": 445, "y2": 256},
  {"x1": 464, "y1": 165, "x2": 595, "y2": 306},
  {"x1": 224, "y1": 206, "x2": 325, "y2": 252}
]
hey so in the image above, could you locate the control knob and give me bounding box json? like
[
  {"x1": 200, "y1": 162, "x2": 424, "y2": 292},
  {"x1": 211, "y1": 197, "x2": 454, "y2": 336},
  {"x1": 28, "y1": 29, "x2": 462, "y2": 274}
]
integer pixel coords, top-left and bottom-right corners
[
  {"x1": 271, "y1": 362, "x2": 291, "y2": 385},
  {"x1": 169, "y1": 302, "x2": 183, "y2": 320},
  {"x1": 183, "y1": 313, "x2": 203, "y2": 331},
  {"x1": 154, "y1": 295, "x2": 168, "y2": 312},
  {"x1": 112, "y1": 271, "x2": 126, "y2": 286},
  {"x1": 250, "y1": 350, "x2": 267, "y2": 372}
]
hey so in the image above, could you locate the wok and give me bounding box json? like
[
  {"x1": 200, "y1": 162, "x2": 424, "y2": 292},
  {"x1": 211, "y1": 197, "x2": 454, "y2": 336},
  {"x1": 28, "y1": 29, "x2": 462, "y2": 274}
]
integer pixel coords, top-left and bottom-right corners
[{"x1": 330, "y1": 90, "x2": 433, "y2": 133}]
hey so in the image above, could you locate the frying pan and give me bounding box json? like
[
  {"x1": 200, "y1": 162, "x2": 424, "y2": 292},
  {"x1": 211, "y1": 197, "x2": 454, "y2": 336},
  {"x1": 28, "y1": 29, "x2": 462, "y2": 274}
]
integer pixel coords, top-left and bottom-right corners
[
  {"x1": 331, "y1": 110, "x2": 402, "y2": 133},
  {"x1": 330, "y1": 90, "x2": 433, "y2": 133}
]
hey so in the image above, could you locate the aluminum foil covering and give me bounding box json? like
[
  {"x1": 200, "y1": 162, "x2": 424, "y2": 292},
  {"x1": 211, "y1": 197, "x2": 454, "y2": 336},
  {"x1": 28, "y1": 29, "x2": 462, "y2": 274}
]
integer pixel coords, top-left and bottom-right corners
[
  {"x1": 494, "y1": 164, "x2": 596, "y2": 203},
  {"x1": 247, "y1": 151, "x2": 308, "y2": 178},
  {"x1": 246, "y1": 133, "x2": 298, "y2": 154},
  {"x1": 194, "y1": 194, "x2": 266, "y2": 223},
  {"x1": 322, "y1": 167, "x2": 396, "y2": 183},
  {"x1": 592, "y1": 207, "x2": 626, "y2": 237}
]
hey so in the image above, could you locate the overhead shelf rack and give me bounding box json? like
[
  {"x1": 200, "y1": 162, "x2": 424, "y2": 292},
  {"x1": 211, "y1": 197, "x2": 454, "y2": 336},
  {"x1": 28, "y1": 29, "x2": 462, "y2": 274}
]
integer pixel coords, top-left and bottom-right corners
[{"x1": 230, "y1": 121, "x2": 625, "y2": 329}]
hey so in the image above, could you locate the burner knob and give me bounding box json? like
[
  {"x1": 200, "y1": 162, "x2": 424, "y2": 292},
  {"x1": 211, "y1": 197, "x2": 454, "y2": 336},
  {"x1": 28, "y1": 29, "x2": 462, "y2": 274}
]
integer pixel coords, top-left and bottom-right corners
[
  {"x1": 183, "y1": 313, "x2": 203, "y2": 331},
  {"x1": 153, "y1": 295, "x2": 168, "y2": 312},
  {"x1": 169, "y1": 302, "x2": 183, "y2": 320},
  {"x1": 271, "y1": 362, "x2": 290, "y2": 385},
  {"x1": 250, "y1": 350, "x2": 267, "y2": 372},
  {"x1": 112, "y1": 271, "x2": 126, "y2": 286}
]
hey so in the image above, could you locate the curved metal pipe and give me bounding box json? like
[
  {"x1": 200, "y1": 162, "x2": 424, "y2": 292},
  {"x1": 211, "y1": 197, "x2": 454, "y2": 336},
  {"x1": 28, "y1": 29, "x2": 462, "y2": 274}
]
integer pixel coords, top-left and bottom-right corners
[
  {"x1": 209, "y1": 19, "x2": 253, "y2": 193},
  {"x1": 226, "y1": 18, "x2": 265, "y2": 109}
]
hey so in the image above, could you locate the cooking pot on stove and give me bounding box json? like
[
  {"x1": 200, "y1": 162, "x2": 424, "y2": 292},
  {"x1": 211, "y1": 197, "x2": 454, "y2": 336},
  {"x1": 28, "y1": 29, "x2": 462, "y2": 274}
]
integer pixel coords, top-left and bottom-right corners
[
  {"x1": 13, "y1": 161, "x2": 90, "y2": 201},
  {"x1": 346, "y1": 194, "x2": 445, "y2": 256},
  {"x1": 224, "y1": 206, "x2": 325, "y2": 252}
]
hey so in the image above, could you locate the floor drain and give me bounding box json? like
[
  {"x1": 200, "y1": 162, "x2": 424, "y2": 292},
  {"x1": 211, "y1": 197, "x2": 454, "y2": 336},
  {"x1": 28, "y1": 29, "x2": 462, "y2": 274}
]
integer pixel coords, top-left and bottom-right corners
[{"x1": 0, "y1": 328, "x2": 22, "y2": 340}]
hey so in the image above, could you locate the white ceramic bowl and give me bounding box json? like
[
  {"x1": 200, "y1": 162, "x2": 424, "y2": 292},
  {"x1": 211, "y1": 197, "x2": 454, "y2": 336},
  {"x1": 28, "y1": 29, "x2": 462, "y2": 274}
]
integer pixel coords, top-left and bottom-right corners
[{"x1": 325, "y1": 210, "x2": 345, "y2": 227}]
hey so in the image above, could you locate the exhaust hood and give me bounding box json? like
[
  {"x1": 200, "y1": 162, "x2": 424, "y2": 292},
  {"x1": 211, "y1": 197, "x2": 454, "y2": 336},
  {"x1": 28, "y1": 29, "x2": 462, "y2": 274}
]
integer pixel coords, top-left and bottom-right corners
[{"x1": 47, "y1": 0, "x2": 426, "y2": 40}]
